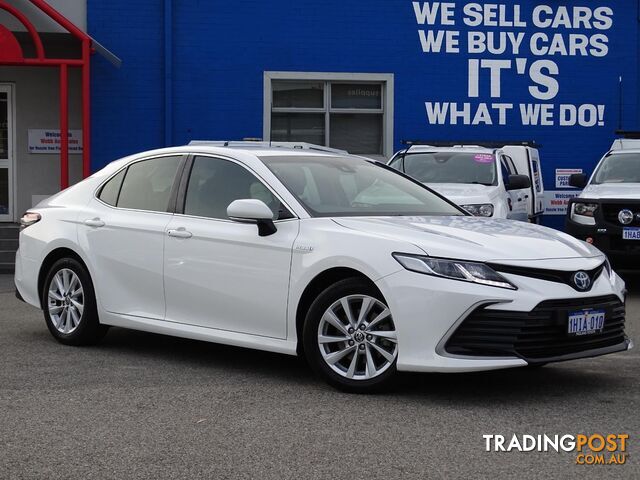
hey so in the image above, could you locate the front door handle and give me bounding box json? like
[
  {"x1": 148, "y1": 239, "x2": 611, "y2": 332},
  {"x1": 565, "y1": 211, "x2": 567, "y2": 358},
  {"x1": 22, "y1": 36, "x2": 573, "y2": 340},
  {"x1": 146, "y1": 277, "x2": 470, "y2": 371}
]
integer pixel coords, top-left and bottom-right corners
[
  {"x1": 84, "y1": 218, "x2": 105, "y2": 228},
  {"x1": 167, "y1": 228, "x2": 192, "y2": 239}
]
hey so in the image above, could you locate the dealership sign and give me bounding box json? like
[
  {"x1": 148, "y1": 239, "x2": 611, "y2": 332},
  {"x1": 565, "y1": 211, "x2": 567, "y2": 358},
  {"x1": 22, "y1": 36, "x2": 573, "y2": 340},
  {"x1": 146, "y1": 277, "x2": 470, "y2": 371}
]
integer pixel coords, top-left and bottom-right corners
[
  {"x1": 544, "y1": 190, "x2": 580, "y2": 215},
  {"x1": 28, "y1": 129, "x2": 83, "y2": 154},
  {"x1": 414, "y1": 3, "x2": 613, "y2": 128},
  {"x1": 555, "y1": 168, "x2": 583, "y2": 188}
]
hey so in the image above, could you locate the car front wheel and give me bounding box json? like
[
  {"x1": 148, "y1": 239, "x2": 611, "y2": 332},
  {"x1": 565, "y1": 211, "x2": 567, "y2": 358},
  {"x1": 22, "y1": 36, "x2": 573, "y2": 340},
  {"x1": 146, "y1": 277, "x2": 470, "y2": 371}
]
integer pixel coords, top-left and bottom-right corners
[
  {"x1": 42, "y1": 257, "x2": 107, "y2": 345},
  {"x1": 303, "y1": 278, "x2": 398, "y2": 393}
]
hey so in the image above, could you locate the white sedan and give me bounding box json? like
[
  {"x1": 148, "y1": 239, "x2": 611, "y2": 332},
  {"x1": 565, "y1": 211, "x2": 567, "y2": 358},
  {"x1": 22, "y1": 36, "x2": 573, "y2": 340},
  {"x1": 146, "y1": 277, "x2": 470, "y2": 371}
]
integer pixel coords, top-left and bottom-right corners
[{"x1": 15, "y1": 144, "x2": 632, "y2": 392}]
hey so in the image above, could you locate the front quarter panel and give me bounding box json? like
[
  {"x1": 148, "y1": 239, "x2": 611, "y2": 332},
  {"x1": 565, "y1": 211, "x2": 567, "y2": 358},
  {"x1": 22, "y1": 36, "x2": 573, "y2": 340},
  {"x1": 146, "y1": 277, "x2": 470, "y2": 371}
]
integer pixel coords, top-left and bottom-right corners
[{"x1": 286, "y1": 218, "x2": 424, "y2": 341}]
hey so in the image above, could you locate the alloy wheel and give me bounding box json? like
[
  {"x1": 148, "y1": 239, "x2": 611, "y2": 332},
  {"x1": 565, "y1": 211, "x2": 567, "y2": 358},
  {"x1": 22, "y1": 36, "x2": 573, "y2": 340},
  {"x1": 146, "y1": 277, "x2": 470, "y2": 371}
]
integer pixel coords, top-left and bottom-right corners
[
  {"x1": 47, "y1": 268, "x2": 84, "y2": 334},
  {"x1": 317, "y1": 294, "x2": 398, "y2": 380}
]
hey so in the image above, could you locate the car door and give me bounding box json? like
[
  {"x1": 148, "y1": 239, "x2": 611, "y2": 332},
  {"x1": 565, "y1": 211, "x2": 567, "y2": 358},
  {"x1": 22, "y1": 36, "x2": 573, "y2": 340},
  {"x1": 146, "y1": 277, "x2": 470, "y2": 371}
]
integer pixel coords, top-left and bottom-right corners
[
  {"x1": 501, "y1": 155, "x2": 528, "y2": 221},
  {"x1": 78, "y1": 154, "x2": 185, "y2": 319},
  {"x1": 163, "y1": 155, "x2": 299, "y2": 339}
]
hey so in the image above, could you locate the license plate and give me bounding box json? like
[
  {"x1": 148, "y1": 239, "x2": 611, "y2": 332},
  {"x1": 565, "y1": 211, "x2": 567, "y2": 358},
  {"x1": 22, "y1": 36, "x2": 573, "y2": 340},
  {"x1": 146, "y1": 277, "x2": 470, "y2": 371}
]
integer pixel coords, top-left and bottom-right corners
[
  {"x1": 623, "y1": 227, "x2": 640, "y2": 240},
  {"x1": 568, "y1": 310, "x2": 606, "y2": 336}
]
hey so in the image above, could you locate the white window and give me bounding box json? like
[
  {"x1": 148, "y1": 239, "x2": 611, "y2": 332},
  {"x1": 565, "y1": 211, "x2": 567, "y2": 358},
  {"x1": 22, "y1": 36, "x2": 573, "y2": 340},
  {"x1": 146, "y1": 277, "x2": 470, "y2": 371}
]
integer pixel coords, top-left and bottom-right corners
[{"x1": 264, "y1": 72, "x2": 394, "y2": 159}]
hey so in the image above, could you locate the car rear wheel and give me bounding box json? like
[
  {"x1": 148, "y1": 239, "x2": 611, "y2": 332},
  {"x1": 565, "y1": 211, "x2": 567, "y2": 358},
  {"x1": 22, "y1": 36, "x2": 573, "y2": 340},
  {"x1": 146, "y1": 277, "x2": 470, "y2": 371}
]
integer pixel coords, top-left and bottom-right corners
[
  {"x1": 303, "y1": 278, "x2": 398, "y2": 393},
  {"x1": 42, "y1": 258, "x2": 107, "y2": 345}
]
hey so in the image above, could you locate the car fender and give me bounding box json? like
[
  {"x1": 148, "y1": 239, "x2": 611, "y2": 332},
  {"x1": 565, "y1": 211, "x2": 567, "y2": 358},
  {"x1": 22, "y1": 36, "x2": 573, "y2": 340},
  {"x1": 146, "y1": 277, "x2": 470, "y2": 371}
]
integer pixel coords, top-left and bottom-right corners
[{"x1": 286, "y1": 218, "x2": 425, "y2": 342}]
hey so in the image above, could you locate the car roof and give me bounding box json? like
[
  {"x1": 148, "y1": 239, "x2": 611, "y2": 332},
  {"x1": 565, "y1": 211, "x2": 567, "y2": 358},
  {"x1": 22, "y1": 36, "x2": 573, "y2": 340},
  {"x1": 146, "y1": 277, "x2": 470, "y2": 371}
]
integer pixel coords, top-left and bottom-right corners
[
  {"x1": 100, "y1": 143, "x2": 372, "y2": 175},
  {"x1": 398, "y1": 146, "x2": 496, "y2": 154},
  {"x1": 608, "y1": 148, "x2": 640, "y2": 155}
]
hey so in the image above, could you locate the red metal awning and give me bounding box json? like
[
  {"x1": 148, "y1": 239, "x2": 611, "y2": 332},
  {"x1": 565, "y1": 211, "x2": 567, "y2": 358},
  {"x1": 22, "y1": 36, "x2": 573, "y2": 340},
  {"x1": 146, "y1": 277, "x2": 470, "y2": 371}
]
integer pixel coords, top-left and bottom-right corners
[{"x1": 0, "y1": 0, "x2": 120, "y2": 189}]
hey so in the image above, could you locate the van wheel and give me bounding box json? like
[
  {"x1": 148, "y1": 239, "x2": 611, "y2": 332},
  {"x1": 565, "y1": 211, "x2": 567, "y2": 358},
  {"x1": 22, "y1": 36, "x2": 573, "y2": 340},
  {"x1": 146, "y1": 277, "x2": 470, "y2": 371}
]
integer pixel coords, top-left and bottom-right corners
[
  {"x1": 303, "y1": 278, "x2": 398, "y2": 393},
  {"x1": 42, "y1": 258, "x2": 107, "y2": 345}
]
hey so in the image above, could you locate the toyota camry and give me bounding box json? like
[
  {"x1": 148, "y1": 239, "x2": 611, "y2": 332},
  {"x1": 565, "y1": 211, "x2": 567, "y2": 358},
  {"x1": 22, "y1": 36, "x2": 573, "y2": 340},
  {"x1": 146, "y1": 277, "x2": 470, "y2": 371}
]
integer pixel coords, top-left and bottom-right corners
[{"x1": 14, "y1": 142, "x2": 632, "y2": 392}]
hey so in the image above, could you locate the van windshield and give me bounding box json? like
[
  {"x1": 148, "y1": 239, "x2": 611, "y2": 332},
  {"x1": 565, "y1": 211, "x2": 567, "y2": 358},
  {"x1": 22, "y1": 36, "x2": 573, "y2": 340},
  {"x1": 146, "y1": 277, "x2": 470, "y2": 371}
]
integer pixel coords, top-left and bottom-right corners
[
  {"x1": 394, "y1": 152, "x2": 497, "y2": 186},
  {"x1": 593, "y1": 153, "x2": 640, "y2": 184}
]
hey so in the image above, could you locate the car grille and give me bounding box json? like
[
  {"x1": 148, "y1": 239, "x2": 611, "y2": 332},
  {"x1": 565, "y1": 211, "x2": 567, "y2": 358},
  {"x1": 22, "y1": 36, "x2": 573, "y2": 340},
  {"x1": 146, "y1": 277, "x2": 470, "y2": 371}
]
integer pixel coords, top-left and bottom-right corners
[
  {"x1": 602, "y1": 203, "x2": 640, "y2": 226},
  {"x1": 488, "y1": 262, "x2": 605, "y2": 292},
  {"x1": 445, "y1": 295, "x2": 626, "y2": 361}
]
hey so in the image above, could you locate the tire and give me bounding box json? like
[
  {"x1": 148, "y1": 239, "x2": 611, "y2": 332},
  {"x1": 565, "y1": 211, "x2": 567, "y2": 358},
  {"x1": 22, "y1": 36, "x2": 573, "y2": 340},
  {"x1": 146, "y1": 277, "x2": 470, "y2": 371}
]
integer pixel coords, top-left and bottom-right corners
[
  {"x1": 41, "y1": 257, "x2": 108, "y2": 346},
  {"x1": 303, "y1": 278, "x2": 398, "y2": 393}
]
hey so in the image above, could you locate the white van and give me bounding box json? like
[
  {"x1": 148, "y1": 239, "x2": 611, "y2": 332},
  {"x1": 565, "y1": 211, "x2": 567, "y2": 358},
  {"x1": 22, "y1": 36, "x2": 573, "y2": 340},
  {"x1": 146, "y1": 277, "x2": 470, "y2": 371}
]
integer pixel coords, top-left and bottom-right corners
[{"x1": 388, "y1": 143, "x2": 533, "y2": 221}]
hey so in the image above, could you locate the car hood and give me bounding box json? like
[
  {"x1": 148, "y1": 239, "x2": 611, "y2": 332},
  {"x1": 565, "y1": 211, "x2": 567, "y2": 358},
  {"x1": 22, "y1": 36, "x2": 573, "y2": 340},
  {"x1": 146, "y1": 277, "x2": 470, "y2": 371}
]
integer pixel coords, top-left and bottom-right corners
[
  {"x1": 580, "y1": 183, "x2": 640, "y2": 200},
  {"x1": 333, "y1": 216, "x2": 602, "y2": 262},
  {"x1": 426, "y1": 183, "x2": 498, "y2": 205}
]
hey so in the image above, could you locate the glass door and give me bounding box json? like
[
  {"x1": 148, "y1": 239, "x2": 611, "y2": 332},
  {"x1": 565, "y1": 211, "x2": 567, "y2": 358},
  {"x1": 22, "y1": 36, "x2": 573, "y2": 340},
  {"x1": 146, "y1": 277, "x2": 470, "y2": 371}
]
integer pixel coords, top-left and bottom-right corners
[{"x1": 0, "y1": 85, "x2": 13, "y2": 222}]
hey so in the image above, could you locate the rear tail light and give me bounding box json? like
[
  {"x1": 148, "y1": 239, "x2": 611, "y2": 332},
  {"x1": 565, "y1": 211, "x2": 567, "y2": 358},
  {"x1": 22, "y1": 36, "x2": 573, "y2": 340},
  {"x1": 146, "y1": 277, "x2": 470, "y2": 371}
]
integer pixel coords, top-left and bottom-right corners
[{"x1": 20, "y1": 212, "x2": 41, "y2": 230}]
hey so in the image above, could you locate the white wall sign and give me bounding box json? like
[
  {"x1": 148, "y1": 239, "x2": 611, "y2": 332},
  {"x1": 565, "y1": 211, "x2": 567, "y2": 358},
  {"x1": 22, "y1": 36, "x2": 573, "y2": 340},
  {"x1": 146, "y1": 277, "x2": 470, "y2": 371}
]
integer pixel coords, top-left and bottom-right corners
[
  {"x1": 28, "y1": 129, "x2": 83, "y2": 154},
  {"x1": 544, "y1": 190, "x2": 581, "y2": 215},
  {"x1": 555, "y1": 168, "x2": 583, "y2": 188}
]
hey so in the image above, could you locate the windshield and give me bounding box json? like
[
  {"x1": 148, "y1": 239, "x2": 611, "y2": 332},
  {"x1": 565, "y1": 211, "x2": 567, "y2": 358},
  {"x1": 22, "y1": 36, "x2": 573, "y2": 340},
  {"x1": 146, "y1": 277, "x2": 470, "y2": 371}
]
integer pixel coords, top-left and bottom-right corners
[
  {"x1": 260, "y1": 155, "x2": 464, "y2": 217},
  {"x1": 393, "y1": 152, "x2": 497, "y2": 186},
  {"x1": 592, "y1": 153, "x2": 640, "y2": 184}
]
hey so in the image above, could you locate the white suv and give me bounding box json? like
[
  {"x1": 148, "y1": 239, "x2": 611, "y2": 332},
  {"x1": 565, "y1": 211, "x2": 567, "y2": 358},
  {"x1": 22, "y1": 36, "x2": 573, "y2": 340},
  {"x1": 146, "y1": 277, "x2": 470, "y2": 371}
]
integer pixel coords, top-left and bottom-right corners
[
  {"x1": 389, "y1": 144, "x2": 532, "y2": 221},
  {"x1": 15, "y1": 142, "x2": 631, "y2": 392}
]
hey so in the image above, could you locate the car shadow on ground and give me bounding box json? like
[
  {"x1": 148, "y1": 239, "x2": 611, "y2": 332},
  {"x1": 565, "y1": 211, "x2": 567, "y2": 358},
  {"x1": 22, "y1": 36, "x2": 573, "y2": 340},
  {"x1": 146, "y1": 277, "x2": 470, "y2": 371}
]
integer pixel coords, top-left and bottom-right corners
[
  {"x1": 619, "y1": 271, "x2": 640, "y2": 293},
  {"x1": 89, "y1": 324, "x2": 630, "y2": 404}
]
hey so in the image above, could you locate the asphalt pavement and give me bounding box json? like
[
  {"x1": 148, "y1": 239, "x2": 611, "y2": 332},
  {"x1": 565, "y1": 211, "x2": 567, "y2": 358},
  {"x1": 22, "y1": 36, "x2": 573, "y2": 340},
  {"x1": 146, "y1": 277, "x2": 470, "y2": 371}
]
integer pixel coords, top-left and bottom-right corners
[{"x1": 0, "y1": 273, "x2": 638, "y2": 479}]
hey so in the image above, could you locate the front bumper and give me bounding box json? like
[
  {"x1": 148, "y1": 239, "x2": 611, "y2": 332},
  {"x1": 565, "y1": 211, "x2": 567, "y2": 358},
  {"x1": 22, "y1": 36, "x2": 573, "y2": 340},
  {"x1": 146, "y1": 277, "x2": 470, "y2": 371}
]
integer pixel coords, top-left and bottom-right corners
[
  {"x1": 375, "y1": 263, "x2": 630, "y2": 373},
  {"x1": 566, "y1": 199, "x2": 640, "y2": 266},
  {"x1": 445, "y1": 295, "x2": 629, "y2": 364}
]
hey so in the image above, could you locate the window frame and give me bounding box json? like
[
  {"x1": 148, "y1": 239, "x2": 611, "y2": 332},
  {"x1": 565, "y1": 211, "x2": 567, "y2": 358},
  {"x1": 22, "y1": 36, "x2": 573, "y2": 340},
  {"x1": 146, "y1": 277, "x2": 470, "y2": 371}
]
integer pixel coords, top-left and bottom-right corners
[
  {"x1": 94, "y1": 154, "x2": 187, "y2": 214},
  {"x1": 174, "y1": 153, "x2": 299, "y2": 223},
  {"x1": 264, "y1": 72, "x2": 394, "y2": 159}
]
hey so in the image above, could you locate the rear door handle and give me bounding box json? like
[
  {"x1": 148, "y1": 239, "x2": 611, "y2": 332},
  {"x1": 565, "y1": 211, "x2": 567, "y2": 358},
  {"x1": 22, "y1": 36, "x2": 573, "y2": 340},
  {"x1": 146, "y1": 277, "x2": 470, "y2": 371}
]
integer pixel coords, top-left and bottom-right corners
[
  {"x1": 84, "y1": 218, "x2": 105, "y2": 228},
  {"x1": 167, "y1": 228, "x2": 192, "y2": 239}
]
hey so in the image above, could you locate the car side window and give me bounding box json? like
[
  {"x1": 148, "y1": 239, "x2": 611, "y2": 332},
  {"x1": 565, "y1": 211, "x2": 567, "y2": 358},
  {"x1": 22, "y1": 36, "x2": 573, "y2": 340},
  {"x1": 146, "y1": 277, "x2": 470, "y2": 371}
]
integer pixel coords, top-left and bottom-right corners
[
  {"x1": 184, "y1": 156, "x2": 292, "y2": 220},
  {"x1": 98, "y1": 169, "x2": 126, "y2": 206},
  {"x1": 388, "y1": 156, "x2": 403, "y2": 171},
  {"x1": 116, "y1": 156, "x2": 182, "y2": 212},
  {"x1": 504, "y1": 155, "x2": 518, "y2": 175},
  {"x1": 500, "y1": 157, "x2": 511, "y2": 188}
]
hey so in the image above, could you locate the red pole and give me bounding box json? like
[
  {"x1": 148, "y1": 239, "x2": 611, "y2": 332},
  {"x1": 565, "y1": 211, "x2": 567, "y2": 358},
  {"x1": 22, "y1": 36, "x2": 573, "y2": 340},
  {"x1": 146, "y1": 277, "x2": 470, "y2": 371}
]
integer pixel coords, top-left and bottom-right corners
[
  {"x1": 81, "y1": 39, "x2": 91, "y2": 178},
  {"x1": 59, "y1": 64, "x2": 69, "y2": 189}
]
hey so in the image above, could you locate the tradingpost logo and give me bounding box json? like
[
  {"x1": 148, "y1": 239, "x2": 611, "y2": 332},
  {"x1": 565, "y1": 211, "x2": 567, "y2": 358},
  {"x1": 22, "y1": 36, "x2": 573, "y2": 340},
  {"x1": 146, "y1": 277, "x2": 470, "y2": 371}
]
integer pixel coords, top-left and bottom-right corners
[{"x1": 483, "y1": 434, "x2": 629, "y2": 465}]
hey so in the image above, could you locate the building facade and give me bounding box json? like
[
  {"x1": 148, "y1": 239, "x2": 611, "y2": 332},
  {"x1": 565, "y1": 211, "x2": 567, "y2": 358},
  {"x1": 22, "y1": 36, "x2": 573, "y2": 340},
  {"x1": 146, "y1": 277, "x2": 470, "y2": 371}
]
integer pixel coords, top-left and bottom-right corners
[{"x1": 1, "y1": 1, "x2": 639, "y2": 230}]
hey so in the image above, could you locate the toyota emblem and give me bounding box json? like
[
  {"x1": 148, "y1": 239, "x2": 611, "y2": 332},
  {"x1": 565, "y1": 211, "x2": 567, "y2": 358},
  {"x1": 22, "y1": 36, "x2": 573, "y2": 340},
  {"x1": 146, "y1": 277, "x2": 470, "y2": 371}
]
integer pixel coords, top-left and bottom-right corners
[
  {"x1": 618, "y1": 209, "x2": 634, "y2": 225},
  {"x1": 572, "y1": 271, "x2": 591, "y2": 291}
]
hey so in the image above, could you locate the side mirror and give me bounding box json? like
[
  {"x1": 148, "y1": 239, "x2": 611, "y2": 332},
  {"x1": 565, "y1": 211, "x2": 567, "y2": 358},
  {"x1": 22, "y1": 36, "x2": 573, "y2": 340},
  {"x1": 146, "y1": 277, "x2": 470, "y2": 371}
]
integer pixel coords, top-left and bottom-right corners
[
  {"x1": 506, "y1": 174, "x2": 531, "y2": 191},
  {"x1": 227, "y1": 199, "x2": 277, "y2": 237},
  {"x1": 568, "y1": 173, "x2": 588, "y2": 189}
]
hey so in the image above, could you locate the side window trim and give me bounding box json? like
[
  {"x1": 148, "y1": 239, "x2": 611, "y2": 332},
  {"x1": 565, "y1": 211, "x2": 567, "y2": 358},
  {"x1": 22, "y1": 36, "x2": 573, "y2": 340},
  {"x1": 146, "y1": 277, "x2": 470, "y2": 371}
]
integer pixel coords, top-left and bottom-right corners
[
  {"x1": 499, "y1": 157, "x2": 510, "y2": 187},
  {"x1": 176, "y1": 153, "x2": 298, "y2": 222},
  {"x1": 95, "y1": 154, "x2": 187, "y2": 213}
]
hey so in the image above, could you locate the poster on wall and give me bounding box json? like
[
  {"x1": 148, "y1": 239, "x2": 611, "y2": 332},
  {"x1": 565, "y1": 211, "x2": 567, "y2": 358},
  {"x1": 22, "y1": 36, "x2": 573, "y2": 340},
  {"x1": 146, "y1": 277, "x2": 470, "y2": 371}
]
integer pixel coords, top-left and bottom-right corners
[
  {"x1": 555, "y1": 168, "x2": 583, "y2": 188},
  {"x1": 543, "y1": 190, "x2": 580, "y2": 215},
  {"x1": 28, "y1": 129, "x2": 83, "y2": 154}
]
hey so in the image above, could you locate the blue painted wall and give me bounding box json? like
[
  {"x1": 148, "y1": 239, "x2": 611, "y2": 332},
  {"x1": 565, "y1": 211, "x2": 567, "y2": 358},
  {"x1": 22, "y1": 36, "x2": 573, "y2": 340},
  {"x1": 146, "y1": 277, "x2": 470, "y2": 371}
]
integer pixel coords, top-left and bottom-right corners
[{"x1": 88, "y1": 1, "x2": 640, "y2": 229}]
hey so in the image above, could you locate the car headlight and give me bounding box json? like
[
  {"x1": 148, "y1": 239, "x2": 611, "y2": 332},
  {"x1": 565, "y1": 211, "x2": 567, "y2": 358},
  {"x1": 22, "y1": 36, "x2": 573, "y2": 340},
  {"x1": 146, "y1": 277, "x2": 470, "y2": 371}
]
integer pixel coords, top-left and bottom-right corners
[
  {"x1": 570, "y1": 202, "x2": 598, "y2": 225},
  {"x1": 604, "y1": 257, "x2": 616, "y2": 282},
  {"x1": 461, "y1": 203, "x2": 494, "y2": 217},
  {"x1": 392, "y1": 253, "x2": 517, "y2": 290},
  {"x1": 20, "y1": 212, "x2": 41, "y2": 230}
]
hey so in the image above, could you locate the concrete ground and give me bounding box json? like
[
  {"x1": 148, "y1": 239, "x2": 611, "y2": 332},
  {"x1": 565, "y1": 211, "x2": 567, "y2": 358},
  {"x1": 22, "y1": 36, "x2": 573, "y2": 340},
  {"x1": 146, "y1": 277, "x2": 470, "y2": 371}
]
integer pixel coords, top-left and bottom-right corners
[{"x1": 0, "y1": 273, "x2": 638, "y2": 479}]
